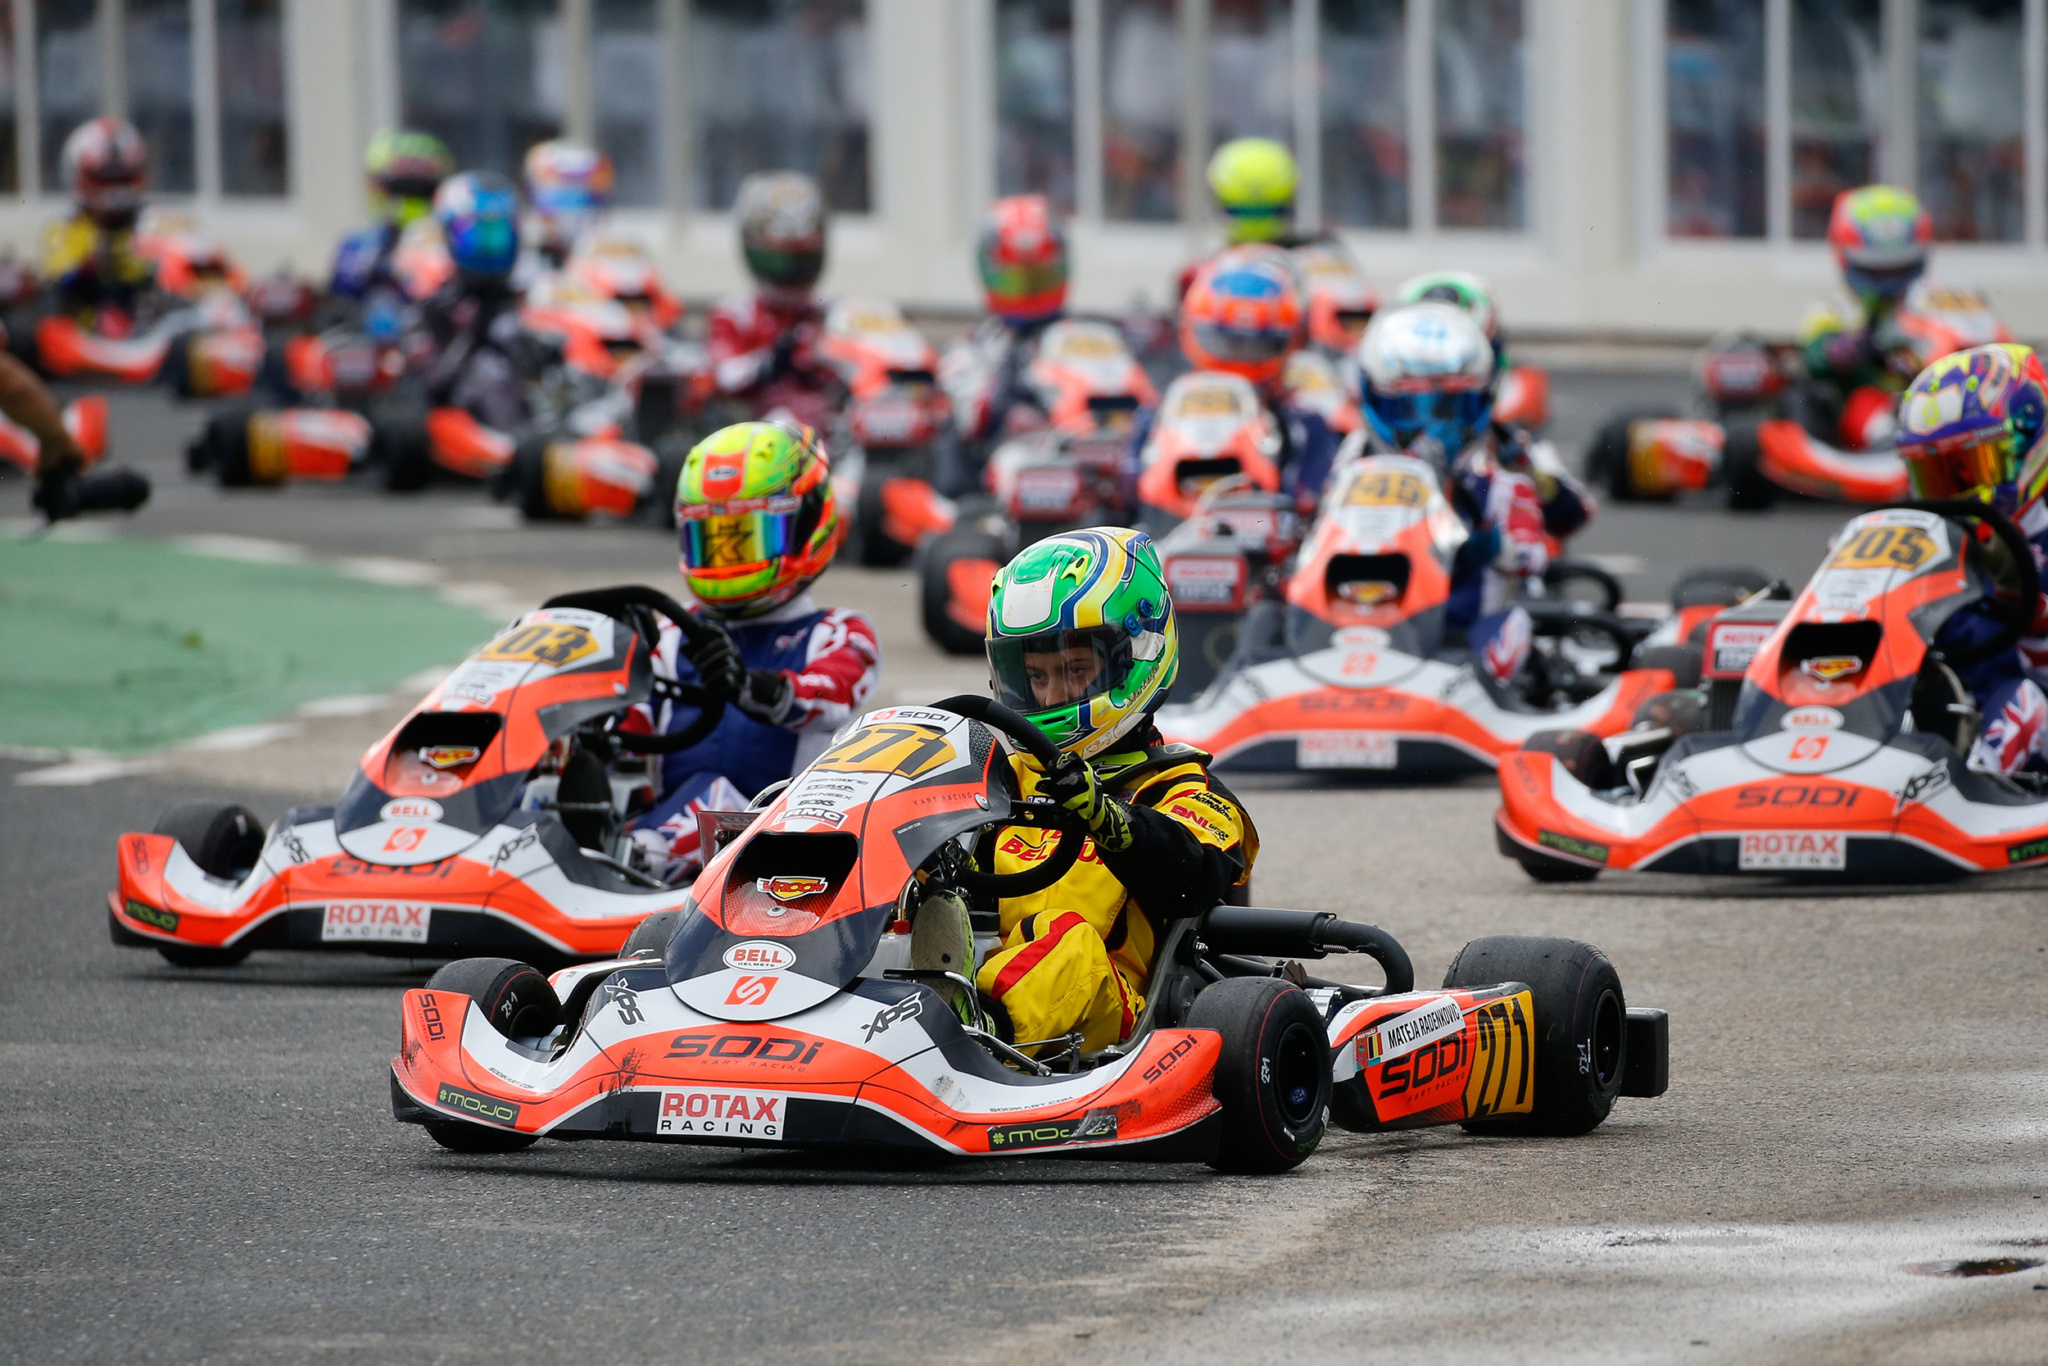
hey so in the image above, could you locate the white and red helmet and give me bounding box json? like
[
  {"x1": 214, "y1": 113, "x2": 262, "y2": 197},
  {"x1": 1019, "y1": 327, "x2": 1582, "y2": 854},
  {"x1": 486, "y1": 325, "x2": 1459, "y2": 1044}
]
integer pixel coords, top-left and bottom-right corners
[{"x1": 63, "y1": 118, "x2": 148, "y2": 225}]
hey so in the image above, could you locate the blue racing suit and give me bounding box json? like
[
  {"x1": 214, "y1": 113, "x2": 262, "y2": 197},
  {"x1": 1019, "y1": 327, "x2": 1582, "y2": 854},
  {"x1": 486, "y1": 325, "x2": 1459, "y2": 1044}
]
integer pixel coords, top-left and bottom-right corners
[{"x1": 1934, "y1": 501, "x2": 2048, "y2": 775}]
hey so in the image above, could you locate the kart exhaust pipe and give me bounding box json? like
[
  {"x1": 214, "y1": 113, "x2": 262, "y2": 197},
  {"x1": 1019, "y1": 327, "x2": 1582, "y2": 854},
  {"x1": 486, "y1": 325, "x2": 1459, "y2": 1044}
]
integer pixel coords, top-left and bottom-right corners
[{"x1": 1200, "y1": 905, "x2": 1413, "y2": 995}]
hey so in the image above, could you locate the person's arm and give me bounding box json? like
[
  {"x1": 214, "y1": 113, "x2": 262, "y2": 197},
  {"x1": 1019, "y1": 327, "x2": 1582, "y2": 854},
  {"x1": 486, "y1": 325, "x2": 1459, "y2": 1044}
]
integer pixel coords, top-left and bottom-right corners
[
  {"x1": 1040, "y1": 763, "x2": 1249, "y2": 920},
  {"x1": 0, "y1": 353, "x2": 83, "y2": 480},
  {"x1": 735, "y1": 609, "x2": 881, "y2": 731}
]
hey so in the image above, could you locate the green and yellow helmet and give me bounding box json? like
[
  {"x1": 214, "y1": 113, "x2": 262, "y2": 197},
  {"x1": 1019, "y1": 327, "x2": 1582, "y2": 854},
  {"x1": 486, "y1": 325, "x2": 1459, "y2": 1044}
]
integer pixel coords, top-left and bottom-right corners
[
  {"x1": 1207, "y1": 137, "x2": 1299, "y2": 244},
  {"x1": 985, "y1": 527, "x2": 1178, "y2": 759},
  {"x1": 674, "y1": 421, "x2": 843, "y2": 619}
]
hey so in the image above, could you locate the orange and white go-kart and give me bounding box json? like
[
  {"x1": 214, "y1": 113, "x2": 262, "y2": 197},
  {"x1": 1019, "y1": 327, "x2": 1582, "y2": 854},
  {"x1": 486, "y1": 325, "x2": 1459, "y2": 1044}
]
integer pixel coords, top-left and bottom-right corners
[
  {"x1": 389, "y1": 692, "x2": 1667, "y2": 1163},
  {"x1": 109, "y1": 587, "x2": 740, "y2": 969},
  {"x1": 1495, "y1": 500, "x2": 2048, "y2": 881},
  {"x1": 1157, "y1": 452, "x2": 1679, "y2": 775}
]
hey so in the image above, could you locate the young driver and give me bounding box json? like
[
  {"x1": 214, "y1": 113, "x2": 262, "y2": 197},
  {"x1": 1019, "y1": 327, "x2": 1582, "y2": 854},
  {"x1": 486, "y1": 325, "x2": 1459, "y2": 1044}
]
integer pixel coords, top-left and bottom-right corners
[
  {"x1": 622, "y1": 421, "x2": 881, "y2": 879},
  {"x1": 973, "y1": 527, "x2": 1255, "y2": 1050}
]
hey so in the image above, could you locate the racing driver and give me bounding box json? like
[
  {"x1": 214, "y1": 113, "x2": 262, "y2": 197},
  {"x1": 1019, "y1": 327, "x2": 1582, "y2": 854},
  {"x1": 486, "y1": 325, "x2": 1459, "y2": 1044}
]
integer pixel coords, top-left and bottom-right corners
[
  {"x1": 622, "y1": 420, "x2": 880, "y2": 879},
  {"x1": 973, "y1": 526, "x2": 1256, "y2": 1051},
  {"x1": 1897, "y1": 342, "x2": 2048, "y2": 776}
]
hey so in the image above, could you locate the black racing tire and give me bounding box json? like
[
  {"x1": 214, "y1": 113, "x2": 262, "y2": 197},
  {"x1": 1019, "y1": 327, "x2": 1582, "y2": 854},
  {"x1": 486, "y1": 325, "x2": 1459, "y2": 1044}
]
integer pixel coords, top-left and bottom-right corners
[
  {"x1": 1442, "y1": 936, "x2": 1627, "y2": 1136},
  {"x1": 154, "y1": 801, "x2": 264, "y2": 879},
  {"x1": 1585, "y1": 409, "x2": 1675, "y2": 501},
  {"x1": 1629, "y1": 643, "x2": 1703, "y2": 690},
  {"x1": 1521, "y1": 730, "x2": 1614, "y2": 789},
  {"x1": 419, "y1": 957, "x2": 564, "y2": 1153},
  {"x1": 920, "y1": 527, "x2": 1003, "y2": 656},
  {"x1": 372, "y1": 409, "x2": 433, "y2": 492},
  {"x1": 853, "y1": 476, "x2": 912, "y2": 568},
  {"x1": 160, "y1": 332, "x2": 198, "y2": 398},
  {"x1": 150, "y1": 802, "x2": 263, "y2": 967},
  {"x1": 1188, "y1": 977, "x2": 1331, "y2": 1173},
  {"x1": 648, "y1": 435, "x2": 688, "y2": 528},
  {"x1": 621, "y1": 909, "x2": 682, "y2": 959},
  {"x1": 1671, "y1": 564, "x2": 1771, "y2": 610},
  {"x1": 201, "y1": 403, "x2": 260, "y2": 487},
  {"x1": 502, "y1": 435, "x2": 555, "y2": 520},
  {"x1": 1722, "y1": 420, "x2": 1776, "y2": 511}
]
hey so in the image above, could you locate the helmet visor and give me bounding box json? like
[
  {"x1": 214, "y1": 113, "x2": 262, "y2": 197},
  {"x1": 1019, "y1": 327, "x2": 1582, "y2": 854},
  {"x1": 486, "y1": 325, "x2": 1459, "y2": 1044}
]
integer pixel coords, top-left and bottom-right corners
[
  {"x1": 1190, "y1": 320, "x2": 1290, "y2": 365},
  {"x1": 745, "y1": 243, "x2": 824, "y2": 290},
  {"x1": 1905, "y1": 435, "x2": 2015, "y2": 500},
  {"x1": 677, "y1": 495, "x2": 804, "y2": 572},
  {"x1": 982, "y1": 259, "x2": 1067, "y2": 305},
  {"x1": 1368, "y1": 388, "x2": 1492, "y2": 445},
  {"x1": 988, "y1": 627, "x2": 1135, "y2": 718},
  {"x1": 1844, "y1": 260, "x2": 1923, "y2": 301}
]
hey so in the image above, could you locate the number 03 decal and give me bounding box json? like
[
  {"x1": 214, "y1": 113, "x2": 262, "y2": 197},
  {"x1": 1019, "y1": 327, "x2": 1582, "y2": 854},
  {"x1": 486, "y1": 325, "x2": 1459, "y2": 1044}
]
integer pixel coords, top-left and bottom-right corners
[{"x1": 479, "y1": 622, "x2": 601, "y2": 667}]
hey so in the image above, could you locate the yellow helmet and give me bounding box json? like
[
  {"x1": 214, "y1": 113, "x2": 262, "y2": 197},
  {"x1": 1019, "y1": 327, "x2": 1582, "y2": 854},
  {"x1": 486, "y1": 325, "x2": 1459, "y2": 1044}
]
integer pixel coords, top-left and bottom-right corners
[{"x1": 1207, "y1": 138, "x2": 1298, "y2": 243}]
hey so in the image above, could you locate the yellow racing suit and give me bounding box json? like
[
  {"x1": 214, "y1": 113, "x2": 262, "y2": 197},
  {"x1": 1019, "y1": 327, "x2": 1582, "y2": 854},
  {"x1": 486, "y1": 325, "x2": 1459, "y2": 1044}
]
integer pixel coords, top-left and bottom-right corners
[
  {"x1": 973, "y1": 736, "x2": 1256, "y2": 1052},
  {"x1": 40, "y1": 213, "x2": 154, "y2": 323}
]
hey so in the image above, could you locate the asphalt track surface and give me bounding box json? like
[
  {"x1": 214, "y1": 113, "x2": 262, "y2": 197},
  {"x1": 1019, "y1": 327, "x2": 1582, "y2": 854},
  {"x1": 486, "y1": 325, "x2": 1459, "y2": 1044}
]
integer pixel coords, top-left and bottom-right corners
[{"x1": 4, "y1": 386, "x2": 2047, "y2": 1364}]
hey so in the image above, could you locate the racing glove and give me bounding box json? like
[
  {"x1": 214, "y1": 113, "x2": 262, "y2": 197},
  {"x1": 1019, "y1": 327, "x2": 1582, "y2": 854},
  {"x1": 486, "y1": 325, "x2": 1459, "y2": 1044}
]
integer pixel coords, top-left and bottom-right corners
[
  {"x1": 684, "y1": 625, "x2": 746, "y2": 704},
  {"x1": 733, "y1": 667, "x2": 795, "y2": 725},
  {"x1": 1040, "y1": 757, "x2": 1135, "y2": 853}
]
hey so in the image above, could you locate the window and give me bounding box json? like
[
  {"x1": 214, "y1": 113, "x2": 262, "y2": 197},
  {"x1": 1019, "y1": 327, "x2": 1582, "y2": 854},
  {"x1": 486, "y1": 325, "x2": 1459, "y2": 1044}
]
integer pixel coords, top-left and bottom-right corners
[
  {"x1": 1319, "y1": 0, "x2": 1406, "y2": 229},
  {"x1": 399, "y1": 0, "x2": 565, "y2": 184},
  {"x1": 217, "y1": 0, "x2": 287, "y2": 196},
  {"x1": 1918, "y1": 0, "x2": 2023, "y2": 242},
  {"x1": 1210, "y1": 0, "x2": 1291, "y2": 150},
  {"x1": 127, "y1": 0, "x2": 194, "y2": 193},
  {"x1": 1791, "y1": 0, "x2": 1883, "y2": 238},
  {"x1": 995, "y1": 0, "x2": 1074, "y2": 213},
  {"x1": 1666, "y1": 0, "x2": 1766, "y2": 238},
  {"x1": 36, "y1": 0, "x2": 97, "y2": 192},
  {"x1": 689, "y1": 0, "x2": 869, "y2": 214},
  {"x1": 1435, "y1": 0, "x2": 1522, "y2": 228},
  {"x1": 593, "y1": 0, "x2": 660, "y2": 206},
  {"x1": 1102, "y1": 0, "x2": 1179, "y2": 221}
]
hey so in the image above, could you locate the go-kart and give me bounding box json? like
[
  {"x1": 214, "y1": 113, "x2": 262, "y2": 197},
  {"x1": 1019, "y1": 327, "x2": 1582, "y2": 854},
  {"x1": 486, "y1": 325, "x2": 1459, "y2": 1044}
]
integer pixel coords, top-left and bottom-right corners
[
  {"x1": 1592, "y1": 281, "x2": 2008, "y2": 510},
  {"x1": 107, "y1": 587, "x2": 741, "y2": 968},
  {"x1": 812, "y1": 299, "x2": 955, "y2": 566},
  {"x1": 389, "y1": 693, "x2": 1668, "y2": 1166},
  {"x1": 1157, "y1": 452, "x2": 1683, "y2": 774},
  {"x1": 1494, "y1": 499, "x2": 2048, "y2": 881},
  {"x1": 1133, "y1": 370, "x2": 1283, "y2": 538}
]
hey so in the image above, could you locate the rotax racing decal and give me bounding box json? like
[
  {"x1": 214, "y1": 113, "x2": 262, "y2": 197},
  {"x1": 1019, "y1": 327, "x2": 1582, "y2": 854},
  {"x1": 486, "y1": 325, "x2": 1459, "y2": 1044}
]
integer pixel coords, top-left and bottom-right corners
[
  {"x1": 655, "y1": 1087, "x2": 787, "y2": 1140},
  {"x1": 1737, "y1": 830, "x2": 1847, "y2": 870},
  {"x1": 320, "y1": 900, "x2": 431, "y2": 943}
]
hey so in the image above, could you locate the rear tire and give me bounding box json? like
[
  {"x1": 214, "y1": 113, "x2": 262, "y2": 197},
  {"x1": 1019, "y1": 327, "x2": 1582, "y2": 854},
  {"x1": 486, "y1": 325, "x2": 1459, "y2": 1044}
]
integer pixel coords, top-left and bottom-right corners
[
  {"x1": 150, "y1": 802, "x2": 263, "y2": 967},
  {"x1": 419, "y1": 958, "x2": 563, "y2": 1153},
  {"x1": 1722, "y1": 421, "x2": 1776, "y2": 510},
  {"x1": 1629, "y1": 643, "x2": 1703, "y2": 690},
  {"x1": 919, "y1": 527, "x2": 1002, "y2": 656},
  {"x1": 1442, "y1": 936, "x2": 1626, "y2": 1136},
  {"x1": 372, "y1": 409, "x2": 433, "y2": 492},
  {"x1": 1188, "y1": 977, "x2": 1331, "y2": 1173},
  {"x1": 1671, "y1": 565, "x2": 1771, "y2": 610},
  {"x1": 1521, "y1": 730, "x2": 1613, "y2": 788},
  {"x1": 854, "y1": 475, "x2": 912, "y2": 568},
  {"x1": 1585, "y1": 410, "x2": 1674, "y2": 501},
  {"x1": 621, "y1": 909, "x2": 682, "y2": 958}
]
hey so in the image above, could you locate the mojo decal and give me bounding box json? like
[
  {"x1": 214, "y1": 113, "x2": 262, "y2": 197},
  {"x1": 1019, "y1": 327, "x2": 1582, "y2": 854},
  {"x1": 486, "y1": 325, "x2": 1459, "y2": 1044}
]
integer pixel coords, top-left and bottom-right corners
[
  {"x1": 126, "y1": 900, "x2": 178, "y2": 932},
  {"x1": 436, "y1": 1082, "x2": 521, "y2": 1127},
  {"x1": 987, "y1": 1110, "x2": 1119, "y2": 1149},
  {"x1": 2006, "y1": 836, "x2": 2048, "y2": 865},
  {"x1": 1462, "y1": 991, "x2": 1535, "y2": 1119},
  {"x1": 1537, "y1": 831, "x2": 1609, "y2": 864}
]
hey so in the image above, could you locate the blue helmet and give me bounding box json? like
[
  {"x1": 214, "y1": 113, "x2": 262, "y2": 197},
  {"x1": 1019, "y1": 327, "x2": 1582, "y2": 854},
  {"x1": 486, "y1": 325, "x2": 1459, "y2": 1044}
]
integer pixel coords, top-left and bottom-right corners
[
  {"x1": 1357, "y1": 302, "x2": 1496, "y2": 462},
  {"x1": 433, "y1": 171, "x2": 520, "y2": 281}
]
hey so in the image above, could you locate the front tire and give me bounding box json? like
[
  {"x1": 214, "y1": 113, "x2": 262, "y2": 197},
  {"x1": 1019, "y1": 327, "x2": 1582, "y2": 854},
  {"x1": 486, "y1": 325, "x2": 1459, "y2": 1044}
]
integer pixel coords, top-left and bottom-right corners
[
  {"x1": 150, "y1": 803, "x2": 263, "y2": 967},
  {"x1": 1442, "y1": 936, "x2": 1626, "y2": 1136},
  {"x1": 919, "y1": 527, "x2": 1002, "y2": 656},
  {"x1": 1188, "y1": 977, "x2": 1332, "y2": 1173},
  {"x1": 418, "y1": 958, "x2": 563, "y2": 1153},
  {"x1": 1722, "y1": 420, "x2": 1776, "y2": 510}
]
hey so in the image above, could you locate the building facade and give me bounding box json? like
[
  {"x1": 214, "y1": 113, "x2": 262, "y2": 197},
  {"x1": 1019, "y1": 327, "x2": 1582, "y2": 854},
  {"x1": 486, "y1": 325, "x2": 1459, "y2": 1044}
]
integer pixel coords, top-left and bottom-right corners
[{"x1": 0, "y1": 0, "x2": 2043, "y2": 339}]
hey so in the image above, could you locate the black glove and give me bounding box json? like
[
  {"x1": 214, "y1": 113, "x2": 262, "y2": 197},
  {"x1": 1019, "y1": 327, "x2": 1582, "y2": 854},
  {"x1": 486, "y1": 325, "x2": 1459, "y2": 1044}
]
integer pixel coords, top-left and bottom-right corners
[
  {"x1": 766, "y1": 331, "x2": 799, "y2": 382},
  {"x1": 734, "y1": 667, "x2": 794, "y2": 724},
  {"x1": 684, "y1": 624, "x2": 745, "y2": 703},
  {"x1": 32, "y1": 465, "x2": 150, "y2": 522},
  {"x1": 1040, "y1": 756, "x2": 1134, "y2": 852}
]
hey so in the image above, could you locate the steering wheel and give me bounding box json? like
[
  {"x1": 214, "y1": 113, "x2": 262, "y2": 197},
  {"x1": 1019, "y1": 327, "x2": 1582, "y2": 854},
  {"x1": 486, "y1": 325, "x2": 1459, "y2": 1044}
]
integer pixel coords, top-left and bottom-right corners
[
  {"x1": 1890, "y1": 501, "x2": 2040, "y2": 668},
  {"x1": 930, "y1": 694, "x2": 1092, "y2": 898},
  {"x1": 539, "y1": 585, "x2": 730, "y2": 753}
]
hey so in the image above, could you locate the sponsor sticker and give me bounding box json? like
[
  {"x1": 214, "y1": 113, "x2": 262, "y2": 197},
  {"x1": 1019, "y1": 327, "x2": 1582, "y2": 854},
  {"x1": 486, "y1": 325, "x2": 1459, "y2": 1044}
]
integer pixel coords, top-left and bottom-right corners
[
  {"x1": 722, "y1": 941, "x2": 798, "y2": 972},
  {"x1": 478, "y1": 621, "x2": 601, "y2": 668},
  {"x1": 1298, "y1": 731, "x2": 1398, "y2": 770},
  {"x1": 419, "y1": 746, "x2": 481, "y2": 769},
  {"x1": 724, "y1": 975, "x2": 778, "y2": 1007},
  {"x1": 1165, "y1": 555, "x2": 1246, "y2": 607},
  {"x1": 1737, "y1": 831, "x2": 1847, "y2": 870},
  {"x1": 1333, "y1": 626, "x2": 1391, "y2": 650},
  {"x1": 1537, "y1": 830, "x2": 1610, "y2": 864},
  {"x1": 757, "y1": 876, "x2": 829, "y2": 903},
  {"x1": 656, "y1": 1087, "x2": 787, "y2": 1139},
  {"x1": 1705, "y1": 620, "x2": 1777, "y2": 678},
  {"x1": 437, "y1": 1082, "x2": 520, "y2": 1127},
  {"x1": 321, "y1": 900, "x2": 431, "y2": 944},
  {"x1": 126, "y1": 899, "x2": 178, "y2": 932},
  {"x1": 1781, "y1": 706, "x2": 1844, "y2": 731},
  {"x1": 1800, "y1": 656, "x2": 1864, "y2": 684},
  {"x1": 987, "y1": 1110, "x2": 1120, "y2": 1150},
  {"x1": 2006, "y1": 836, "x2": 2048, "y2": 865},
  {"x1": 380, "y1": 797, "x2": 443, "y2": 822},
  {"x1": 1359, "y1": 995, "x2": 1465, "y2": 1068}
]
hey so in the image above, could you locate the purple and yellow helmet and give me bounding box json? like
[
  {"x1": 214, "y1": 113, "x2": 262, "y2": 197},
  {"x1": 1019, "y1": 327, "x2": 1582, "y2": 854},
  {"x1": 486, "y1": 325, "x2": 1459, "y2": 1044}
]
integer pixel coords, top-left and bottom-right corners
[{"x1": 1897, "y1": 343, "x2": 2048, "y2": 513}]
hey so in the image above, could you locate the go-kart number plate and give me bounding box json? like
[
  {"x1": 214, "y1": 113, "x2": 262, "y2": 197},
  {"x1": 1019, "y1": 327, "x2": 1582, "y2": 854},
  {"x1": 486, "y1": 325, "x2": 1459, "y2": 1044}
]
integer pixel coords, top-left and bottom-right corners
[
  {"x1": 320, "y1": 900, "x2": 431, "y2": 944},
  {"x1": 478, "y1": 622, "x2": 601, "y2": 667},
  {"x1": 814, "y1": 723, "x2": 957, "y2": 778},
  {"x1": 655, "y1": 1087, "x2": 788, "y2": 1141},
  {"x1": 1344, "y1": 469, "x2": 1429, "y2": 508},
  {"x1": 1298, "y1": 732, "x2": 1397, "y2": 769},
  {"x1": 1737, "y1": 831, "x2": 1847, "y2": 870},
  {"x1": 1826, "y1": 524, "x2": 1938, "y2": 574}
]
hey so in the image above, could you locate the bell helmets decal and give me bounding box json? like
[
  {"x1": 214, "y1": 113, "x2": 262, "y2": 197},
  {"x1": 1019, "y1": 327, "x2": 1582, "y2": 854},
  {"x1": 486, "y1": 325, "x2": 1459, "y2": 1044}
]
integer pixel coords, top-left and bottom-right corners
[
  {"x1": 723, "y1": 941, "x2": 798, "y2": 972},
  {"x1": 758, "y1": 875, "x2": 830, "y2": 902},
  {"x1": 1780, "y1": 706, "x2": 1845, "y2": 731},
  {"x1": 380, "y1": 797, "x2": 444, "y2": 822},
  {"x1": 1800, "y1": 655, "x2": 1864, "y2": 684}
]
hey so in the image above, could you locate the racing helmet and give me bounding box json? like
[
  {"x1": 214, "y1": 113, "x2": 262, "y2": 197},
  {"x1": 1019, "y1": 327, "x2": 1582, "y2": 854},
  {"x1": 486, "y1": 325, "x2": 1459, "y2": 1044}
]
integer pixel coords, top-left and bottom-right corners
[
  {"x1": 985, "y1": 526, "x2": 1178, "y2": 760},
  {"x1": 1395, "y1": 270, "x2": 1501, "y2": 364},
  {"x1": 1180, "y1": 246, "x2": 1303, "y2": 391},
  {"x1": 1207, "y1": 138, "x2": 1298, "y2": 244},
  {"x1": 62, "y1": 118, "x2": 147, "y2": 228},
  {"x1": 365, "y1": 129, "x2": 454, "y2": 228},
  {"x1": 1897, "y1": 343, "x2": 2048, "y2": 513},
  {"x1": 1357, "y1": 302, "x2": 1497, "y2": 460},
  {"x1": 978, "y1": 194, "x2": 1068, "y2": 324},
  {"x1": 1828, "y1": 186, "x2": 1933, "y2": 305},
  {"x1": 674, "y1": 421, "x2": 843, "y2": 619},
  {"x1": 433, "y1": 171, "x2": 521, "y2": 283},
  {"x1": 524, "y1": 139, "x2": 615, "y2": 251},
  {"x1": 735, "y1": 171, "x2": 827, "y2": 301}
]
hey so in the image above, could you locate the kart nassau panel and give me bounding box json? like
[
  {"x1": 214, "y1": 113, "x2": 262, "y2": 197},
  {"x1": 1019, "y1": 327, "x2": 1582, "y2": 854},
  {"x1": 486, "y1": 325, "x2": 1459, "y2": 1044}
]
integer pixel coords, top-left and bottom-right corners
[
  {"x1": 1326, "y1": 985, "x2": 1537, "y2": 1128},
  {"x1": 392, "y1": 972, "x2": 1223, "y2": 1155},
  {"x1": 1496, "y1": 507, "x2": 2048, "y2": 873},
  {"x1": 1756, "y1": 419, "x2": 1908, "y2": 503}
]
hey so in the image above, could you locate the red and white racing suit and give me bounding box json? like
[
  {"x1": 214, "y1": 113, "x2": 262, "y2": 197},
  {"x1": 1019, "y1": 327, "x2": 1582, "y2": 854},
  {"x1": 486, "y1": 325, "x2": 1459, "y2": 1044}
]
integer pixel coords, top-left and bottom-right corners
[{"x1": 705, "y1": 291, "x2": 829, "y2": 399}]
